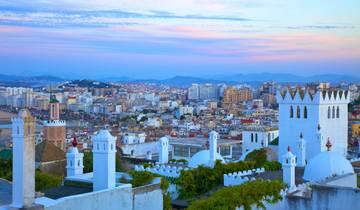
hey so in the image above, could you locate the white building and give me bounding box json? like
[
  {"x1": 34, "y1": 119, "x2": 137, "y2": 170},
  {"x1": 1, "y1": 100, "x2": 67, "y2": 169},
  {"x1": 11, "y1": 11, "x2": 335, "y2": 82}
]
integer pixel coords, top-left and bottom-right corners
[
  {"x1": 175, "y1": 106, "x2": 194, "y2": 119},
  {"x1": 92, "y1": 129, "x2": 117, "y2": 191},
  {"x1": 277, "y1": 89, "x2": 350, "y2": 163},
  {"x1": 122, "y1": 133, "x2": 146, "y2": 144},
  {"x1": 242, "y1": 127, "x2": 278, "y2": 153}
]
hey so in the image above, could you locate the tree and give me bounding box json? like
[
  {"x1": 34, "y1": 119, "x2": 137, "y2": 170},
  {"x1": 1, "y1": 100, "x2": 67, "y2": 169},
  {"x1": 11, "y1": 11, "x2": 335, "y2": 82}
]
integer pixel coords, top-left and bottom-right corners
[{"x1": 187, "y1": 180, "x2": 285, "y2": 210}]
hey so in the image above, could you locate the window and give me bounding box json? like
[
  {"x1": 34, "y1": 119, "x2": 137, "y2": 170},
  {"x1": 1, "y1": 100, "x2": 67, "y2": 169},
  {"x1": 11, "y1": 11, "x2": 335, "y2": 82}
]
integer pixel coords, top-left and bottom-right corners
[
  {"x1": 328, "y1": 106, "x2": 331, "y2": 119},
  {"x1": 103, "y1": 144, "x2": 106, "y2": 150},
  {"x1": 290, "y1": 106, "x2": 294, "y2": 118},
  {"x1": 332, "y1": 106, "x2": 335, "y2": 119},
  {"x1": 286, "y1": 159, "x2": 288, "y2": 164},
  {"x1": 78, "y1": 160, "x2": 80, "y2": 167},
  {"x1": 296, "y1": 106, "x2": 300, "y2": 118},
  {"x1": 17, "y1": 126, "x2": 19, "y2": 134},
  {"x1": 268, "y1": 133, "x2": 271, "y2": 141},
  {"x1": 70, "y1": 160, "x2": 72, "y2": 167},
  {"x1": 255, "y1": 133, "x2": 258, "y2": 143},
  {"x1": 251, "y1": 133, "x2": 254, "y2": 142},
  {"x1": 336, "y1": 106, "x2": 340, "y2": 118},
  {"x1": 303, "y1": 106, "x2": 307, "y2": 119},
  {"x1": 51, "y1": 104, "x2": 55, "y2": 118}
]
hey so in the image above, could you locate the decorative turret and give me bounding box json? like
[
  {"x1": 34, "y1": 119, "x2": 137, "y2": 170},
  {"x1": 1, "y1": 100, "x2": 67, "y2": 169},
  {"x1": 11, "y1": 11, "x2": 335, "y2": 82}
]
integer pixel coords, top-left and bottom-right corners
[
  {"x1": 297, "y1": 133, "x2": 306, "y2": 167},
  {"x1": 11, "y1": 109, "x2": 36, "y2": 208},
  {"x1": 66, "y1": 135, "x2": 84, "y2": 177},
  {"x1": 158, "y1": 137, "x2": 169, "y2": 164},
  {"x1": 209, "y1": 131, "x2": 219, "y2": 165},
  {"x1": 92, "y1": 129, "x2": 117, "y2": 191},
  {"x1": 282, "y1": 146, "x2": 296, "y2": 189}
]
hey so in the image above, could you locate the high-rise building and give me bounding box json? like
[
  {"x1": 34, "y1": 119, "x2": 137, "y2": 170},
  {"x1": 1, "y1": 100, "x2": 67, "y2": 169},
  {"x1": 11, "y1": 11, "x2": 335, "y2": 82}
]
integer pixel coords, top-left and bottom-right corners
[
  {"x1": 222, "y1": 86, "x2": 252, "y2": 107},
  {"x1": 43, "y1": 95, "x2": 66, "y2": 150},
  {"x1": 188, "y1": 84, "x2": 200, "y2": 100},
  {"x1": 199, "y1": 84, "x2": 219, "y2": 100}
]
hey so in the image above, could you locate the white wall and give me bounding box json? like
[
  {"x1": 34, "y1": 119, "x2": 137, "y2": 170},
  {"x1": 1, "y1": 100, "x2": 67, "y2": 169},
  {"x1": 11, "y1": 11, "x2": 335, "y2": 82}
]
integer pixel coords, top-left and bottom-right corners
[
  {"x1": 278, "y1": 90, "x2": 349, "y2": 162},
  {"x1": 242, "y1": 130, "x2": 278, "y2": 153},
  {"x1": 40, "y1": 185, "x2": 133, "y2": 210}
]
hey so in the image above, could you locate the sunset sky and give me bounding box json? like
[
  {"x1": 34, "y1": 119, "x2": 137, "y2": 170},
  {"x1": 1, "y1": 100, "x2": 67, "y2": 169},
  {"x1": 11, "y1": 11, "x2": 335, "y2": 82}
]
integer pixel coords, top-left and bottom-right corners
[{"x1": 0, "y1": 0, "x2": 359, "y2": 79}]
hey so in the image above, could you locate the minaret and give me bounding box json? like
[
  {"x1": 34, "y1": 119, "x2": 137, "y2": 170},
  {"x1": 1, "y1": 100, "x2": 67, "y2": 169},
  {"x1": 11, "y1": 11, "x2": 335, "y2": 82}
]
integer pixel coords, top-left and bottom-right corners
[
  {"x1": 43, "y1": 94, "x2": 66, "y2": 150},
  {"x1": 297, "y1": 133, "x2": 306, "y2": 167},
  {"x1": 66, "y1": 135, "x2": 84, "y2": 177},
  {"x1": 282, "y1": 146, "x2": 296, "y2": 189},
  {"x1": 11, "y1": 109, "x2": 36, "y2": 208},
  {"x1": 158, "y1": 137, "x2": 169, "y2": 164},
  {"x1": 209, "y1": 131, "x2": 219, "y2": 165},
  {"x1": 92, "y1": 129, "x2": 116, "y2": 191},
  {"x1": 49, "y1": 94, "x2": 60, "y2": 120}
]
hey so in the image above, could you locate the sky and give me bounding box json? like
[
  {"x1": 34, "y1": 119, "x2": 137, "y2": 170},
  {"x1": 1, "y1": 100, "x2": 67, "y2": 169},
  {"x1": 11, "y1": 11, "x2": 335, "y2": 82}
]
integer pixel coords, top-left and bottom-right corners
[{"x1": 0, "y1": 0, "x2": 359, "y2": 79}]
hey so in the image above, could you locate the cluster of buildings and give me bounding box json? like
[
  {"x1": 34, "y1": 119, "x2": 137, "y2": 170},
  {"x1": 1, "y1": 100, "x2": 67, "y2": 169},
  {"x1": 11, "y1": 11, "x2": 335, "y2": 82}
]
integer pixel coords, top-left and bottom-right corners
[{"x1": 0, "y1": 80, "x2": 360, "y2": 209}]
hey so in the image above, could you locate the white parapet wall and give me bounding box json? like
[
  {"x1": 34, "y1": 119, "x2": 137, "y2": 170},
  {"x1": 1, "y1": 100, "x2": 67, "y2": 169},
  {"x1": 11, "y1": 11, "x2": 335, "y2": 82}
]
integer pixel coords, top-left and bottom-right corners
[
  {"x1": 134, "y1": 164, "x2": 189, "y2": 178},
  {"x1": 224, "y1": 168, "x2": 265, "y2": 186},
  {"x1": 35, "y1": 184, "x2": 133, "y2": 210}
]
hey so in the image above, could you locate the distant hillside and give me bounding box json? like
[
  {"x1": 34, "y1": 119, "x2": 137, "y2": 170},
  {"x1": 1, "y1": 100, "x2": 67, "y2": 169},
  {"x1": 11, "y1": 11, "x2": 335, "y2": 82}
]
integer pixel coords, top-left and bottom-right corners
[
  {"x1": 69, "y1": 80, "x2": 116, "y2": 88},
  {"x1": 112, "y1": 73, "x2": 359, "y2": 87},
  {"x1": 0, "y1": 74, "x2": 65, "y2": 87}
]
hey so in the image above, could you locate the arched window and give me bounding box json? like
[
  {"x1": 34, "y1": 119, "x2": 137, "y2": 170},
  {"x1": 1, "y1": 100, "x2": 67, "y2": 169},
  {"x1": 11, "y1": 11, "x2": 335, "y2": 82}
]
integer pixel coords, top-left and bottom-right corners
[
  {"x1": 328, "y1": 106, "x2": 331, "y2": 119},
  {"x1": 255, "y1": 133, "x2": 258, "y2": 143},
  {"x1": 303, "y1": 106, "x2": 307, "y2": 119},
  {"x1": 336, "y1": 106, "x2": 340, "y2": 118},
  {"x1": 290, "y1": 106, "x2": 294, "y2": 118},
  {"x1": 332, "y1": 106, "x2": 335, "y2": 118},
  {"x1": 296, "y1": 106, "x2": 300, "y2": 118},
  {"x1": 251, "y1": 133, "x2": 254, "y2": 142}
]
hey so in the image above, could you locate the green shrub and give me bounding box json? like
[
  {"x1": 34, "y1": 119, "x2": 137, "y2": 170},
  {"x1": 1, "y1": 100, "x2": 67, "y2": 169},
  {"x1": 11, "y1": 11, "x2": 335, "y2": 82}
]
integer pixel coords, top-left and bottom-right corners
[
  {"x1": 245, "y1": 149, "x2": 267, "y2": 167},
  {"x1": 35, "y1": 170, "x2": 62, "y2": 191},
  {"x1": 129, "y1": 170, "x2": 156, "y2": 187},
  {"x1": 176, "y1": 160, "x2": 256, "y2": 199},
  {"x1": 187, "y1": 180, "x2": 285, "y2": 210},
  {"x1": 264, "y1": 161, "x2": 282, "y2": 171}
]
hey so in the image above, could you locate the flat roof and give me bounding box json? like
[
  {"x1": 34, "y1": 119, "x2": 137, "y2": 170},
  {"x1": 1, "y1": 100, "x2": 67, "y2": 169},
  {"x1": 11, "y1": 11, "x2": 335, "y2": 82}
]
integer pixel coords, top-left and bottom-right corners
[{"x1": 169, "y1": 137, "x2": 240, "y2": 147}]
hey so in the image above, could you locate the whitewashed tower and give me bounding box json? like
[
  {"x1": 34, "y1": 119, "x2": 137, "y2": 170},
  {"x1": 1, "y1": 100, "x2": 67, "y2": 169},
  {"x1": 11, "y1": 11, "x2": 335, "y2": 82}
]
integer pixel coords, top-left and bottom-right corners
[
  {"x1": 277, "y1": 88, "x2": 349, "y2": 161},
  {"x1": 158, "y1": 137, "x2": 169, "y2": 164},
  {"x1": 66, "y1": 135, "x2": 84, "y2": 177},
  {"x1": 282, "y1": 146, "x2": 296, "y2": 189},
  {"x1": 92, "y1": 129, "x2": 116, "y2": 191},
  {"x1": 11, "y1": 109, "x2": 36, "y2": 208},
  {"x1": 297, "y1": 133, "x2": 306, "y2": 167},
  {"x1": 209, "y1": 131, "x2": 219, "y2": 165}
]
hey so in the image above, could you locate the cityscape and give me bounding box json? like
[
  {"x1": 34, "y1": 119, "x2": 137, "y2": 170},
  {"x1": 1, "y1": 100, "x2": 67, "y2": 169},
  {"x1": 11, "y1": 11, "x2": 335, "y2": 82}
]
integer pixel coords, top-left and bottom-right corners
[{"x1": 0, "y1": 1, "x2": 360, "y2": 210}]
